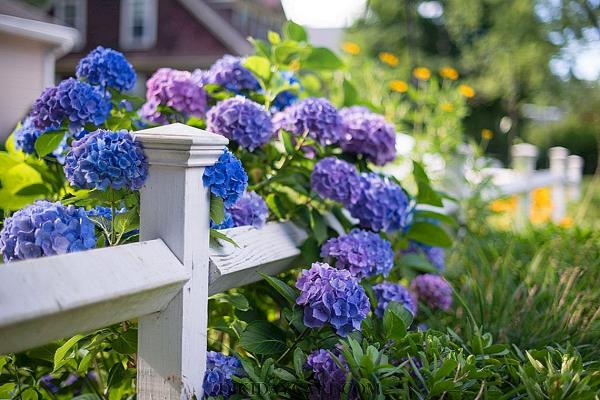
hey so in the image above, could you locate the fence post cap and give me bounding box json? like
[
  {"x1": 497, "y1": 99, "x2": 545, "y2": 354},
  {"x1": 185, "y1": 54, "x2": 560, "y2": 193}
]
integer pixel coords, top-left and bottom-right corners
[
  {"x1": 134, "y1": 123, "x2": 228, "y2": 167},
  {"x1": 511, "y1": 143, "x2": 538, "y2": 158},
  {"x1": 567, "y1": 154, "x2": 583, "y2": 166},
  {"x1": 548, "y1": 146, "x2": 569, "y2": 159}
]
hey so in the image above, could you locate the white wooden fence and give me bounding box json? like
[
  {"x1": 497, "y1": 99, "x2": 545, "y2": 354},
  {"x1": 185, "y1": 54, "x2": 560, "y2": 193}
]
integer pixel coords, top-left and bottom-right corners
[{"x1": 0, "y1": 123, "x2": 307, "y2": 399}]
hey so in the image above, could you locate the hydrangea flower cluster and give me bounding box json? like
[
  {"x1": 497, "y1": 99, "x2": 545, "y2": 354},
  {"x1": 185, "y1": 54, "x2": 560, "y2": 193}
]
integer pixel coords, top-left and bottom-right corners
[
  {"x1": 403, "y1": 241, "x2": 446, "y2": 271},
  {"x1": 206, "y1": 96, "x2": 273, "y2": 151},
  {"x1": 29, "y1": 78, "x2": 111, "y2": 131},
  {"x1": 140, "y1": 68, "x2": 207, "y2": 123},
  {"x1": 63, "y1": 129, "x2": 148, "y2": 191},
  {"x1": 271, "y1": 71, "x2": 301, "y2": 111},
  {"x1": 274, "y1": 97, "x2": 343, "y2": 145},
  {"x1": 206, "y1": 55, "x2": 261, "y2": 92},
  {"x1": 0, "y1": 201, "x2": 96, "y2": 262},
  {"x1": 349, "y1": 173, "x2": 412, "y2": 232},
  {"x1": 202, "y1": 351, "x2": 244, "y2": 399},
  {"x1": 14, "y1": 118, "x2": 68, "y2": 159},
  {"x1": 211, "y1": 211, "x2": 234, "y2": 230},
  {"x1": 321, "y1": 229, "x2": 394, "y2": 279},
  {"x1": 373, "y1": 282, "x2": 417, "y2": 318},
  {"x1": 410, "y1": 274, "x2": 453, "y2": 311},
  {"x1": 76, "y1": 46, "x2": 136, "y2": 92},
  {"x1": 339, "y1": 106, "x2": 397, "y2": 166},
  {"x1": 228, "y1": 191, "x2": 268, "y2": 228},
  {"x1": 86, "y1": 206, "x2": 126, "y2": 220},
  {"x1": 295, "y1": 262, "x2": 370, "y2": 336},
  {"x1": 306, "y1": 349, "x2": 355, "y2": 400},
  {"x1": 203, "y1": 149, "x2": 248, "y2": 207},
  {"x1": 310, "y1": 157, "x2": 361, "y2": 205}
]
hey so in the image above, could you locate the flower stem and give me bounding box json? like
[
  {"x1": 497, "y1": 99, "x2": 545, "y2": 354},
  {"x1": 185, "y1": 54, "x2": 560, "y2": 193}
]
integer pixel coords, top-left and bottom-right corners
[
  {"x1": 110, "y1": 187, "x2": 116, "y2": 246},
  {"x1": 276, "y1": 327, "x2": 310, "y2": 363}
]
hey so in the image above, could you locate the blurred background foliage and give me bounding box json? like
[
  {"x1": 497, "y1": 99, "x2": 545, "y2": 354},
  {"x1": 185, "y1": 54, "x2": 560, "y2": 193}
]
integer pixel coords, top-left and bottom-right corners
[{"x1": 346, "y1": 0, "x2": 599, "y2": 173}]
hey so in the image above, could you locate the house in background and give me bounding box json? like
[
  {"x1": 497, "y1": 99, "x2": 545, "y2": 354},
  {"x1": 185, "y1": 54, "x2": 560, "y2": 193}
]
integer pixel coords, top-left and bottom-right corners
[
  {"x1": 0, "y1": 0, "x2": 78, "y2": 140},
  {"x1": 49, "y1": 0, "x2": 285, "y2": 94}
]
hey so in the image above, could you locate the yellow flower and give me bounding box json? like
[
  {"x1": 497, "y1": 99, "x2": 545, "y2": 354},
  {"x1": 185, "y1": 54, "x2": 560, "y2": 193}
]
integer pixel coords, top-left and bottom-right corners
[
  {"x1": 389, "y1": 80, "x2": 408, "y2": 93},
  {"x1": 413, "y1": 67, "x2": 431, "y2": 80},
  {"x1": 342, "y1": 41, "x2": 361, "y2": 56},
  {"x1": 459, "y1": 84, "x2": 475, "y2": 98},
  {"x1": 490, "y1": 196, "x2": 517, "y2": 213},
  {"x1": 379, "y1": 52, "x2": 399, "y2": 67},
  {"x1": 559, "y1": 217, "x2": 573, "y2": 228},
  {"x1": 440, "y1": 102, "x2": 454, "y2": 112},
  {"x1": 481, "y1": 129, "x2": 493, "y2": 140},
  {"x1": 288, "y1": 59, "x2": 301, "y2": 71},
  {"x1": 440, "y1": 66, "x2": 459, "y2": 80}
]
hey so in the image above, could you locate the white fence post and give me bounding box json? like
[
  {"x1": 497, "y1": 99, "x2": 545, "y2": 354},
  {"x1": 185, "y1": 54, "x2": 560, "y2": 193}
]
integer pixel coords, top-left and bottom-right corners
[
  {"x1": 566, "y1": 154, "x2": 584, "y2": 202},
  {"x1": 134, "y1": 123, "x2": 228, "y2": 399},
  {"x1": 549, "y1": 146, "x2": 568, "y2": 223},
  {"x1": 511, "y1": 143, "x2": 538, "y2": 230}
]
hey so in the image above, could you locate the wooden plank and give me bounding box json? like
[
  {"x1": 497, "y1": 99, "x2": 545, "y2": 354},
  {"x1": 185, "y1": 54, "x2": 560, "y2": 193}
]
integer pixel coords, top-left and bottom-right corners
[
  {"x1": 208, "y1": 221, "x2": 308, "y2": 294},
  {"x1": 0, "y1": 239, "x2": 187, "y2": 354}
]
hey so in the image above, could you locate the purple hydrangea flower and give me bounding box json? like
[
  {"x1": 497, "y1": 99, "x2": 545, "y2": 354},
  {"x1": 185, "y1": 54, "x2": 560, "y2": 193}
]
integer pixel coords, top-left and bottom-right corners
[
  {"x1": 228, "y1": 191, "x2": 268, "y2": 228},
  {"x1": 206, "y1": 55, "x2": 261, "y2": 93},
  {"x1": 348, "y1": 173, "x2": 412, "y2": 232},
  {"x1": 271, "y1": 71, "x2": 301, "y2": 111},
  {"x1": 203, "y1": 351, "x2": 244, "y2": 399},
  {"x1": 203, "y1": 149, "x2": 248, "y2": 207},
  {"x1": 306, "y1": 349, "x2": 356, "y2": 400},
  {"x1": 339, "y1": 106, "x2": 397, "y2": 166},
  {"x1": 410, "y1": 274, "x2": 453, "y2": 311},
  {"x1": 403, "y1": 241, "x2": 446, "y2": 271},
  {"x1": 64, "y1": 129, "x2": 148, "y2": 191},
  {"x1": 76, "y1": 46, "x2": 136, "y2": 92},
  {"x1": 372, "y1": 282, "x2": 417, "y2": 318},
  {"x1": 321, "y1": 229, "x2": 394, "y2": 279},
  {"x1": 14, "y1": 118, "x2": 68, "y2": 160},
  {"x1": 211, "y1": 211, "x2": 234, "y2": 230},
  {"x1": 29, "y1": 78, "x2": 111, "y2": 132},
  {"x1": 206, "y1": 96, "x2": 273, "y2": 151},
  {"x1": 140, "y1": 68, "x2": 207, "y2": 123},
  {"x1": 295, "y1": 262, "x2": 370, "y2": 336},
  {"x1": 275, "y1": 97, "x2": 343, "y2": 146},
  {"x1": 0, "y1": 201, "x2": 96, "y2": 262},
  {"x1": 311, "y1": 157, "x2": 361, "y2": 205}
]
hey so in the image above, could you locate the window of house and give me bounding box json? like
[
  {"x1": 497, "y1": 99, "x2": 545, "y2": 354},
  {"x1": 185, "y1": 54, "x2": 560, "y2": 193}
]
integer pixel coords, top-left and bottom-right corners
[
  {"x1": 54, "y1": 0, "x2": 87, "y2": 50},
  {"x1": 120, "y1": 0, "x2": 158, "y2": 50}
]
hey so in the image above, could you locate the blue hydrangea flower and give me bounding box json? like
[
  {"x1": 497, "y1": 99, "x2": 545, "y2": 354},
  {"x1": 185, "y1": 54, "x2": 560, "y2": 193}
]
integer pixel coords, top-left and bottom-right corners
[
  {"x1": 14, "y1": 118, "x2": 68, "y2": 161},
  {"x1": 203, "y1": 351, "x2": 244, "y2": 399},
  {"x1": 76, "y1": 46, "x2": 136, "y2": 92},
  {"x1": 306, "y1": 349, "x2": 356, "y2": 400},
  {"x1": 211, "y1": 211, "x2": 234, "y2": 230},
  {"x1": 373, "y1": 282, "x2": 417, "y2": 318},
  {"x1": 29, "y1": 79, "x2": 112, "y2": 132},
  {"x1": 0, "y1": 201, "x2": 96, "y2": 262},
  {"x1": 339, "y1": 106, "x2": 397, "y2": 166},
  {"x1": 228, "y1": 191, "x2": 268, "y2": 228},
  {"x1": 403, "y1": 241, "x2": 446, "y2": 271},
  {"x1": 296, "y1": 262, "x2": 370, "y2": 336},
  {"x1": 203, "y1": 149, "x2": 248, "y2": 207},
  {"x1": 410, "y1": 274, "x2": 453, "y2": 311},
  {"x1": 206, "y1": 96, "x2": 273, "y2": 151},
  {"x1": 271, "y1": 71, "x2": 301, "y2": 111},
  {"x1": 274, "y1": 97, "x2": 343, "y2": 146},
  {"x1": 321, "y1": 229, "x2": 394, "y2": 280},
  {"x1": 206, "y1": 55, "x2": 261, "y2": 93},
  {"x1": 311, "y1": 157, "x2": 362, "y2": 205},
  {"x1": 348, "y1": 173, "x2": 412, "y2": 232},
  {"x1": 86, "y1": 206, "x2": 126, "y2": 220},
  {"x1": 63, "y1": 129, "x2": 148, "y2": 191}
]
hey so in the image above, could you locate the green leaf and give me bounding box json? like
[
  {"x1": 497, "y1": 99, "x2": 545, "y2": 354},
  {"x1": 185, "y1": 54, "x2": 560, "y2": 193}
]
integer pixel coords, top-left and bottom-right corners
[
  {"x1": 414, "y1": 210, "x2": 457, "y2": 227},
  {"x1": 303, "y1": 48, "x2": 344, "y2": 70},
  {"x1": 210, "y1": 194, "x2": 225, "y2": 224},
  {"x1": 210, "y1": 229, "x2": 239, "y2": 247},
  {"x1": 14, "y1": 183, "x2": 48, "y2": 196},
  {"x1": 21, "y1": 388, "x2": 38, "y2": 400},
  {"x1": 299, "y1": 237, "x2": 320, "y2": 264},
  {"x1": 210, "y1": 292, "x2": 250, "y2": 311},
  {"x1": 111, "y1": 329, "x2": 137, "y2": 354},
  {"x1": 54, "y1": 334, "x2": 85, "y2": 371},
  {"x1": 259, "y1": 272, "x2": 297, "y2": 306},
  {"x1": 399, "y1": 254, "x2": 439, "y2": 273},
  {"x1": 73, "y1": 394, "x2": 101, "y2": 400},
  {"x1": 106, "y1": 362, "x2": 126, "y2": 389},
  {"x1": 34, "y1": 131, "x2": 65, "y2": 157},
  {"x1": 267, "y1": 30, "x2": 281, "y2": 44},
  {"x1": 293, "y1": 347, "x2": 305, "y2": 376},
  {"x1": 249, "y1": 38, "x2": 271, "y2": 58},
  {"x1": 310, "y1": 210, "x2": 328, "y2": 244},
  {"x1": 240, "y1": 321, "x2": 287, "y2": 356},
  {"x1": 265, "y1": 193, "x2": 288, "y2": 219},
  {"x1": 284, "y1": 20, "x2": 308, "y2": 42},
  {"x1": 434, "y1": 359, "x2": 458, "y2": 380},
  {"x1": 413, "y1": 161, "x2": 443, "y2": 207},
  {"x1": 383, "y1": 302, "x2": 413, "y2": 341},
  {"x1": 343, "y1": 79, "x2": 358, "y2": 106},
  {"x1": 244, "y1": 56, "x2": 271, "y2": 82},
  {"x1": 406, "y1": 222, "x2": 452, "y2": 247},
  {"x1": 0, "y1": 383, "x2": 16, "y2": 397},
  {"x1": 274, "y1": 368, "x2": 296, "y2": 381},
  {"x1": 280, "y1": 130, "x2": 295, "y2": 155}
]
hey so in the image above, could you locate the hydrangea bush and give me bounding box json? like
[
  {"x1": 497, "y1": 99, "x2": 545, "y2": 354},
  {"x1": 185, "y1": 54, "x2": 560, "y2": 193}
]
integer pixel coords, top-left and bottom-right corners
[{"x1": 0, "y1": 22, "x2": 471, "y2": 400}]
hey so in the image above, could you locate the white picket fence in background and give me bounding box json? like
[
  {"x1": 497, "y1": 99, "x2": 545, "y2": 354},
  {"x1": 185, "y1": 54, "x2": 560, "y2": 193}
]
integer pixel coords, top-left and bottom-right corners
[
  {"x1": 0, "y1": 124, "x2": 585, "y2": 399},
  {"x1": 0, "y1": 123, "x2": 307, "y2": 399}
]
